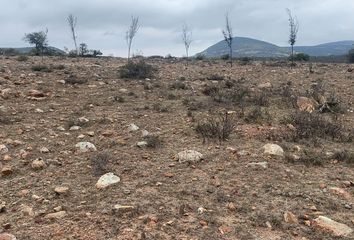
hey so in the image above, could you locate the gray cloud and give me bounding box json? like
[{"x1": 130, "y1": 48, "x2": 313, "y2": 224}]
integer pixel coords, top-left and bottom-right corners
[{"x1": 1, "y1": 0, "x2": 353, "y2": 56}]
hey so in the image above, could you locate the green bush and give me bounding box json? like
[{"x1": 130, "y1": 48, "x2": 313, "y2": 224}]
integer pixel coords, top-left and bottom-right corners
[
  {"x1": 289, "y1": 53, "x2": 310, "y2": 62},
  {"x1": 348, "y1": 49, "x2": 354, "y2": 63},
  {"x1": 31, "y1": 65, "x2": 52, "y2": 72},
  {"x1": 119, "y1": 60, "x2": 156, "y2": 79},
  {"x1": 17, "y1": 55, "x2": 28, "y2": 62}
]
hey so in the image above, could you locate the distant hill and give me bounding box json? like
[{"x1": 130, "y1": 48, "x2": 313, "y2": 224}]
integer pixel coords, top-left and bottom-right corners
[
  {"x1": 0, "y1": 46, "x2": 65, "y2": 55},
  {"x1": 198, "y1": 37, "x2": 354, "y2": 58}
]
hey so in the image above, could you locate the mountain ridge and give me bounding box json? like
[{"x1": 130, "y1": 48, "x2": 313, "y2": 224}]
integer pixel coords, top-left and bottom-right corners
[{"x1": 199, "y1": 37, "x2": 354, "y2": 58}]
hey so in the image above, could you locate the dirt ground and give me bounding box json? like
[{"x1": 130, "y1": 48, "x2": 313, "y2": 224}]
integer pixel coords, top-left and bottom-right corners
[{"x1": 0, "y1": 56, "x2": 353, "y2": 240}]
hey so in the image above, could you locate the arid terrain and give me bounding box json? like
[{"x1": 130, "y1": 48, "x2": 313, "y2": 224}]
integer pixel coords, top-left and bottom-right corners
[{"x1": 0, "y1": 56, "x2": 354, "y2": 240}]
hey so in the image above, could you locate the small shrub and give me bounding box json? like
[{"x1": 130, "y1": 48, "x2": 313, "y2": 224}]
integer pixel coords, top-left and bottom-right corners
[
  {"x1": 348, "y1": 49, "x2": 354, "y2": 63},
  {"x1": 221, "y1": 54, "x2": 229, "y2": 60},
  {"x1": 144, "y1": 135, "x2": 162, "y2": 148},
  {"x1": 31, "y1": 65, "x2": 52, "y2": 72},
  {"x1": 65, "y1": 75, "x2": 87, "y2": 85},
  {"x1": 239, "y1": 57, "x2": 252, "y2": 65},
  {"x1": 119, "y1": 60, "x2": 156, "y2": 79},
  {"x1": 286, "y1": 150, "x2": 323, "y2": 166},
  {"x1": 113, "y1": 96, "x2": 125, "y2": 103},
  {"x1": 207, "y1": 74, "x2": 224, "y2": 81},
  {"x1": 17, "y1": 55, "x2": 28, "y2": 62},
  {"x1": 333, "y1": 150, "x2": 354, "y2": 165},
  {"x1": 52, "y1": 64, "x2": 65, "y2": 70},
  {"x1": 195, "y1": 112, "x2": 235, "y2": 143},
  {"x1": 244, "y1": 107, "x2": 272, "y2": 124},
  {"x1": 287, "y1": 111, "x2": 344, "y2": 140},
  {"x1": 289, "y1": 53, "x2": 310, "y2": 62},
  {"x1": 195, "y1": 54, "x2": 205, "y2": 60},
  {"x1": 91, "y1": 152, "x2": 111, "y2": 176},
  {"x1": 252, "y1": 91, "x2": 270, "y2": 107},
  {"x1": 170, "y1": 81, "x2": 187, "y2": 90},
  {"x1": 202, "y1": 85, "x2": 219, "y2": 96}
]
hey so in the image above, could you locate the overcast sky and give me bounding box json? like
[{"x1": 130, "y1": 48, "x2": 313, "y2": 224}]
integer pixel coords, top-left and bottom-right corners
[{"x1": 1, "y1": 0, "x2": 354, "y2": 57}]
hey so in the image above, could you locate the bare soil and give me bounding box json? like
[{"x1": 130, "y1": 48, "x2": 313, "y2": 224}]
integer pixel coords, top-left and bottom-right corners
[{"x1": 0, "y1": 56, "x2": 353, "y2": 239}]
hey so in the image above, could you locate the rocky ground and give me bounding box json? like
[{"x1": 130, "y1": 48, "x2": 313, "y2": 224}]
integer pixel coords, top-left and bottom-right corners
[{"x1": 0, "y1": 56, "x2": 354, "y2": 240}]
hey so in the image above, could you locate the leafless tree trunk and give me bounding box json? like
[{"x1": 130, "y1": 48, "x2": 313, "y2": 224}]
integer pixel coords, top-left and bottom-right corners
[
  {"x1": 67, "y1": 14, "x2": 78, "y2": 55},
  {"x1": 182, "y1": 23, "x2": 193, "y2": 65},
  {"x1": 286, "y1": 8, "x2": 299, "y2": 66},
  {"x1": 126, "y1": 16, "x2": 139, "y2": 62},
  {"x1": 222, "y1": 13, "x2": 233, "y2": 67}
]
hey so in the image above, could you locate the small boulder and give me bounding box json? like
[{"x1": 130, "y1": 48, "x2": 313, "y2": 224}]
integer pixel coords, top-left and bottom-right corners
[
  {"x1": 297, "y1": 97, "x2": 318, "y2": 113},
  {"x1": 137, "y1": 141, "x2": 148, "y2": 148},
  {"x1": 177, "y1": 150, "x2": 203, "y2": 163},
  {"x1": 75, "y1": 142, "x2": 97, "y2": 152},
  {"x1": 247, "y1": 162, "x2": 268, "y2": 169},
  {"x1": 45, "y1": 211, "x2": 67, "y2": 220},
  {"x1": 0, "y1": 144, "x2": 9, "y2": 154},
  {"x1": 0, "y1": 233, "x2": 17, "y2": 240},
  {"x1": 1, "y1": 166, "x2": 13, "y2": 176},
  {"x1": 284, "y1": 211, "x2": 298, "y2": 224},
  {"x1": 262, "y1": 144, "x2": 284, "y2": 157},
  {"x1": 54, "y1": 186, "x2": 70, "y2": 195},
  {"x1": 128, "y1": 124, "x2": 139, "y2": 132},
  {"x1": 312, "y1": 216, "x2": 353, "y2": 237},
  {"x1": 96, "y1": 172, "x2": 121, "y2": 189},
  {"x1": 31, "y1": 159, "x2": 46, "y2": 170}
]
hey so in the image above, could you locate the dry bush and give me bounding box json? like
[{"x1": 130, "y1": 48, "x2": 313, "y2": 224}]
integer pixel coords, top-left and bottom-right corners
[
  {"x1": 144, "y1": 135, "x2": 162, "y2": 148},
  {"x1": 333, "y1": 150, "x2": 354, "y2": 165},
  {"x1": 91, "y1": 152, "x2": 111, "y2": 176},
  {"x1": 119, "y1": 60, "x2": 156, "y2": 79},
  {"x1": 170, "y1": 80, "x2": 187, "y2": 90},
  {"x1": 65, "y1": 75, "x2": 87, "y2": 85},
  {"x1": 31, "y1": 65, "x2": 52, "y2": 72},
  {"x1": 195, "y1": 112, "x2": 235, "y2": 143},
  {"x1": 285, "y1": 150, "x2": 324, "y2": 166},
  {"x1": 244, "y1": 107, "x2": 272, "y2": 124},
  {"x1": 287, "y1": 111, "x2": 344, "y2": 140}
]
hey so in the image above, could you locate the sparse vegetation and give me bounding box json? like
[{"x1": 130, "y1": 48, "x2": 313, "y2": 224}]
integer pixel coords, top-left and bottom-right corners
[
  {"x1": 31, "y1": 64, "x2": 52, "y2": 72},
  {"x1": 195, "y1": 112, "x2": 235, "y2": 142},
  {"x1": 90, "y1": 152, "x2": 111, "y2": 176},
  {"x1": 119, "y1": 60, "x2": 156, "y2": 79}
]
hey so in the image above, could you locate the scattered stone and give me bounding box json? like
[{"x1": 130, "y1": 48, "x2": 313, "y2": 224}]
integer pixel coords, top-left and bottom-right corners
[
  {"x1": 262, "y1": 143, "x2": 284, "y2": 157},
  {"x1": 177, "y1": 150, "x2": 203, "y2": 163},
  {"x1": 237, "y1": 150, "x2": 250, "y2": 156},
  {"x1": 247, "y1": 162, "x2": 268, "y2": 169},
  {"x1": 0, "y1": 233, "x2": 17, "y2": 240},
  {"x1": 54, "y1": 186, "x2": 70, "y2": 195},
  {"x1": 21, "y1": 204, "x2": 35, "y2": 217},
  {"x1": 226, "y1": 202, "x2": 236, "y2": 211},
  {"x1": 258, "y1": 82, "x2": 272, "y2": 89},
  {"x1": 312, "y1": 216, "x2": 353, "y2": 237},
  {"x1": 39, "y1": 147, "x2": 49, "y2": 153},
  {"x1": 1, "y1": 166, "x2": 13, "y2": 176},
  {"x1": 329, "y1": 187, "x2": 351, "y2": 200},
  {"x1": 137, "y1": 141, "x2": 148, "y2": 148},
  {"x1": 297, "y1": 96, "x2": 318, "y2": 113},
  {"x1": 31, "y1": 158, "x2": 46, "y2": 170},
  {"x1": 102, "y1": 130, "x2": 114, "y2": 137},
  {"x1": 54, "y1": 206, "x2": 63, "y2": 212},
  {"x1": 0, "y1": 202, "x2": 6, "y2": 212},
  {"x1": 0, "y1": 144, "x2": 9, "y2": 154},
  {"x1": 96, "y1": 173, "x2": 120, "y2": 189},
  {"x1": 141, "y1": 130, "x2": 150, "y2": 137},
  {"x1": 75, "y1": 142, "x2": 97, "y2": 152},
  {"x1": 45, "y1": 211, "x2": 67, "y2": 220},
  {"x1": 70, "y1": 126, "x2": 81, "y2": 131},
  {"x1": 27, "y1": 89, "x2": 45, "y2": 98},
  {"x1": 113, "y1": 204, "x2": 135, "y2": 213},
  {"x1": 78, "y1": 117, "x2": 89, "y2": 123},
  {"x1": 87, "y1": 131, "x2": 95, "y2": 137},
  {"x1": 284, "y1": 211, "x2": 299, "y2": 224},
  {"x1": 128, "y1": 123, "x2": 139, "y2": 132},
  {"x1": 3, "y1": 155, "x2": 12, "y2": 161},
  {"x1": 119, "y1": 88, "x2": 128, "y2": 93}
]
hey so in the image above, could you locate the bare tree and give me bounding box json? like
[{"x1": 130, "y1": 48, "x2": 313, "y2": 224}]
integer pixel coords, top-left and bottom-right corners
[
  {"x1": 126, "y1": 16, "x2": 139, "y2": 62},
  {"x1": 222, "y1": 13, "x2": 233, "y2": 67},
  {"x1": 67, "y1": 14, "x2": 78, "y2": 55},
  {"x1": 182, "y1": 23, "x2": 193, "y2": 63},
  {"x1": 286, "y1": 8, "x2": 299, "y2": 65}
]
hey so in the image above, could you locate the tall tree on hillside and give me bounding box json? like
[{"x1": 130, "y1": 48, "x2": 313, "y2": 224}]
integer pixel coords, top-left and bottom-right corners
[
  {"x1": 67, "y1": 14, "x2": 78, "y2": 55},
  {"x1": 126, "y1": 16, "x2": 139, "y2": 62},
  {"x1": 286, "y1": 8, "x2": 299, "y2": 65},
  {"x1": 222, "y1": 13, "x2": 233, "y2": 67},
  {"x1": 182, "y1": 23, "x2": 193, "y2": 64},
  {"x1": 23, "y1": 29, "x2": 48, "y2": 60}
]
